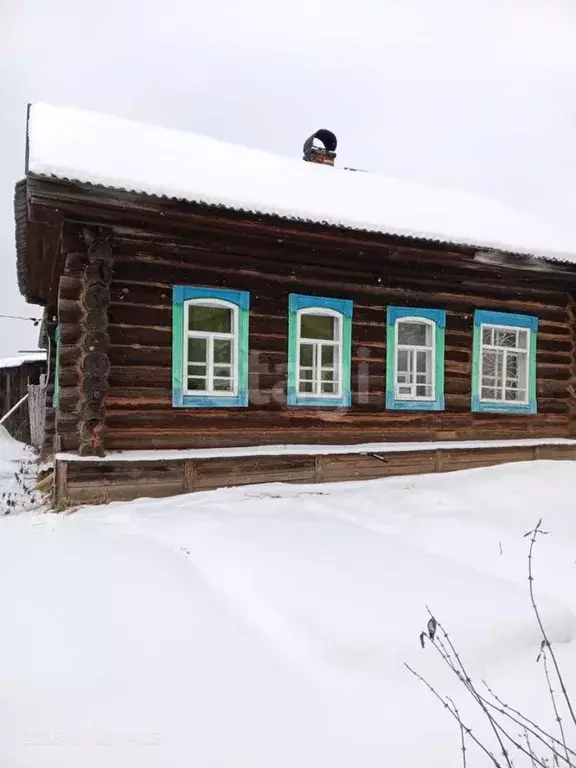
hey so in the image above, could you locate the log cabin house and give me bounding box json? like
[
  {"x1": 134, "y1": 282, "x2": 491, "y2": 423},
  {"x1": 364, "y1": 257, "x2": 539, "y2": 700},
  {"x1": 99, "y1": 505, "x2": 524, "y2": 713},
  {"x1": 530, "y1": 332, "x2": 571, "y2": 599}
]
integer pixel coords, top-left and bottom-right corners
[{"x1": 14, "y1": 103, "x2": 576, "y2": 507}]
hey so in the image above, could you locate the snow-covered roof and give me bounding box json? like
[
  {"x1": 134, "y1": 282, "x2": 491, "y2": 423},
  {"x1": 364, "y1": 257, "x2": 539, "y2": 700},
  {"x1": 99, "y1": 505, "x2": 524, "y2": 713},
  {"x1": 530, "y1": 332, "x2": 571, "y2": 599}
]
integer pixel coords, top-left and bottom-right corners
[
  {"x1": 0, "y1": 353, "x2": 46, "y2": 370},
  {"x1": 27, "y1": 102, "x2": 576, "y2": 262}
]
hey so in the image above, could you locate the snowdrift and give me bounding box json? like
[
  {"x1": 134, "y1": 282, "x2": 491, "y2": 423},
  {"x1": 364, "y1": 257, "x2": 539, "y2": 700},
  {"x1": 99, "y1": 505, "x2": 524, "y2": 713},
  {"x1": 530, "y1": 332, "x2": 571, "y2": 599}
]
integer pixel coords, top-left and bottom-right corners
[{"x1": 0, "y1": 460, "x2": 575, "y2": 767}]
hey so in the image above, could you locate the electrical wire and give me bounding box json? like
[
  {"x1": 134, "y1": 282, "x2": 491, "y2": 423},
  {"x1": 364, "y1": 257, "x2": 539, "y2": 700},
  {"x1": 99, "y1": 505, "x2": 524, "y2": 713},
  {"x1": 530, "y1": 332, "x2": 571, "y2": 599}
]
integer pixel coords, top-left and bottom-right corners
[
  {"x1": 0, "y1": 312, "x2": 49, "y2": 386},
  {"x1": 0, "y1": 313, "x2": 41, "y2": 325}
]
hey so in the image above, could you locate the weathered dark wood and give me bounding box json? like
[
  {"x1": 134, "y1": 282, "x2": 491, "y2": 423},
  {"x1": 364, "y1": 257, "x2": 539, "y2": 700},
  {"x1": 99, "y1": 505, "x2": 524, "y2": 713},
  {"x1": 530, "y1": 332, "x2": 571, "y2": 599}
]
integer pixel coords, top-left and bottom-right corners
[
  {"x1": 54, "y1": 459, "x2": 68, "y2": 510},
  {"x1": 0, "y1": 358, "x2": 46, "y2": 444},
  {"x1": 16, "y1": 172, "x2": 576, "y2": 504},
  {"x1": 76, "y1": 230, "x2": 114, "y2": 457},
  {"x1": 56, "y1": 442, "x2": 576, "y2": 507}
]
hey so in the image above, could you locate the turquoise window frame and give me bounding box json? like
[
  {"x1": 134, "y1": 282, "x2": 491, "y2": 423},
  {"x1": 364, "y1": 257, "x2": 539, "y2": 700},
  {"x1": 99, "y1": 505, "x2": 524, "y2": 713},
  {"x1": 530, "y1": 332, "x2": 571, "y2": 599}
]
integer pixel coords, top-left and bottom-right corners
[
  {"x1": 472, "y1": 309, "x2": 537, "y2": 414},
  {"x1": 386, "y1": 306, "x2": 446, "y2": 411},
  {"x1": 172, "y1": 286, "x2": 250, "y2": 408},
  {"x1": 287, "y1": 294, "x2": 353, "y2": 407},
  {"x1": 52, "y1": 326, "x2": 60, "y2": 409}
]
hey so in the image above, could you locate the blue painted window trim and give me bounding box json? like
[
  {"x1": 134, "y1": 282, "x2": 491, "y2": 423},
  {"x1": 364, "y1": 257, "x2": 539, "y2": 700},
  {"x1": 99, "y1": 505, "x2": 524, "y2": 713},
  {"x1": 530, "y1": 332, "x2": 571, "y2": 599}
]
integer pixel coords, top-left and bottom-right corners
[
  {"x1": 386, "y1": 306, "x2": 446, "y2": 411},
  {"x1": 173, "y1": 285, "x2": 249, "y2": 311},
  {"x1": 288, "y1": 293, "x2": 353, "y2": 318},
  {"x1": 473, "y1": 309, "x2": 538, "y2": 332},
  {"x1": 287, "y1": 293, "x2": 353, "y2": 407},
  {"x1": 472, "y1": 309, "x2": 538, "y2": 414},
  {"x1": 172, "y1": 286, "x2": 250, "y2": 409},
  {"x1": 387, "y1": 306, "x2": 446, "y2": 329}
]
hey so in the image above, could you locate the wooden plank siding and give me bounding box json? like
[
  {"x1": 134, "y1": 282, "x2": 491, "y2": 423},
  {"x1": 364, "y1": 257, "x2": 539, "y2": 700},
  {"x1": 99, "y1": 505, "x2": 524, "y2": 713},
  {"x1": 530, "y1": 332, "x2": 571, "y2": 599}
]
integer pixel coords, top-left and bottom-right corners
[
  {"x1": 59, "y1": 442, "x2": 576, "y2": 507},
  {"x1": 50, "y1": 217, "x2": 576, "y2": 453},
  {"x1": 0, "y1": 360, "x2": 45, "y2": 444}
]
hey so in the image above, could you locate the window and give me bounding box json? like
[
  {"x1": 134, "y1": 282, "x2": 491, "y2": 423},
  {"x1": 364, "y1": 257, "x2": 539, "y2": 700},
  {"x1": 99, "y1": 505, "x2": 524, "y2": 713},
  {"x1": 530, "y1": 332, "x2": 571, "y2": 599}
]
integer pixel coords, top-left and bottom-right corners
[
  {"x1": 386, "y1": 307, "x2": 446, "y2": 411},
  {"x1": 395, "y1": 319, "x2": 435, "y2": 400},
  {"x1": 287, "y1": 294, "x2": 353, "y2": 407},
  {"x1": 172, "y1": 286, "x2": 249, "y2": 408},
  {"x1": 298, "y1": 311, "x2": 341, "y2": 397},
  {"x1": 472, "y1": 310, "x2": 537, "y2": 414},
  {"x1": 186, "y1": 301, "x2": 237, "y2": 395}
]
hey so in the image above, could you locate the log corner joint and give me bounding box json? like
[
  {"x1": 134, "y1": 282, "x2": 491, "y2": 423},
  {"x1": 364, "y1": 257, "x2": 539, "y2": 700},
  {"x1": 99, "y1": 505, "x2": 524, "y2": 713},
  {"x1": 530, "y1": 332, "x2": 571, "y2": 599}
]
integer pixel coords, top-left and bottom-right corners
[{"x1": 77, "y1": 227, "x2": 114, "y2": 457}]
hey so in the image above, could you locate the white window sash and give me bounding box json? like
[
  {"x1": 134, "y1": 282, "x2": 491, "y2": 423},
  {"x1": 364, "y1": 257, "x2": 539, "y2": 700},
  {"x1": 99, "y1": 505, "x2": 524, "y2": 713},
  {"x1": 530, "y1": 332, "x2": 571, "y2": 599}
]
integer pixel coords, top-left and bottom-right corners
[
  {"x1": 479, "y1": 323, "x2": 530, "y2": 405},
  {"x1": 296, "y1": 308, "x2": 343, "y2": 398},
  {"x1": 394, "y1": 318, "x2": 436, "y2": 401},
  {"x1": 183, "y1": 299, "x2": 239, "y2": 397}
]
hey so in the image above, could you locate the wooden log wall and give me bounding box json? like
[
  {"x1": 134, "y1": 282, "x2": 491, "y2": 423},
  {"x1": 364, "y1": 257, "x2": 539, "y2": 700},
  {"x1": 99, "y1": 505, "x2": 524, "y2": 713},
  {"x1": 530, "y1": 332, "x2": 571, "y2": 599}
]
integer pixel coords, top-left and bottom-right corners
[
  {"x1": 76, "y1": 231, "x2": 114, "y2": 456},
  {"x1": 56, "y1": 228, "x2": 114, "y2": 453},
  {"x1": 41, "y1": 311, "x2": 57, "y2": 458},
  {"x1": 59, "y1": 442, "x2": 576, "y2": 507},
  {"x1": 54, "y1": 214, "x2": 576, "y2": 453}
]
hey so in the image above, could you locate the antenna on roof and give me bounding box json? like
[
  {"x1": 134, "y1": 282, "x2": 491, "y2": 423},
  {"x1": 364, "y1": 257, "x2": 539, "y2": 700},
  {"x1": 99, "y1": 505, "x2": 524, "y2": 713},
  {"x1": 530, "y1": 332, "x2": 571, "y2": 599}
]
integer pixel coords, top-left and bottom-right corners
[
  {"x1": 303, "y1": 129, "x2": 337, "y2": 166},
  {"x1": 25, "y1": 103, "x2": 31, "y2": 175}
]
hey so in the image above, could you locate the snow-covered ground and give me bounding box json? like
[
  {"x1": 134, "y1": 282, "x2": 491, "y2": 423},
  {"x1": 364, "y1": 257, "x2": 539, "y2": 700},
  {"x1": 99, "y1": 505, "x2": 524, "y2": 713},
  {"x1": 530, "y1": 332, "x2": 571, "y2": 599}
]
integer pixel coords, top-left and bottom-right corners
[{"x1": 1, "y1": 433, "x2": 576, "y2": 766}]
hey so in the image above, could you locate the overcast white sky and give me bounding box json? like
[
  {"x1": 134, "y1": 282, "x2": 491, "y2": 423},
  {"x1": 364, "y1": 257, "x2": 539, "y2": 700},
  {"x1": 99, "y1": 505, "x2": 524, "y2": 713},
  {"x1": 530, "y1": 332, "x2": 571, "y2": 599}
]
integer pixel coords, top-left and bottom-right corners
[{"x1": 1, "y1": 0, "x2": 576, "y2": 356}]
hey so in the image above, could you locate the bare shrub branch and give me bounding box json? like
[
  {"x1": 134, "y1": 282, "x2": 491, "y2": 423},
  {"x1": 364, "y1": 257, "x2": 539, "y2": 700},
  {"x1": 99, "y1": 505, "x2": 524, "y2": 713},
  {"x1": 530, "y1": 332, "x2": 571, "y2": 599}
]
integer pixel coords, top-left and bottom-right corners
[
  {"x1": 407, "y1": 520, "x2": 576, "y2": 767},
  {"x1": 404, "y1": 662, "x2": 502, "y2": 767},
  {"x1": 526, "y1": 520, "x2": 576, "y2": 729}
]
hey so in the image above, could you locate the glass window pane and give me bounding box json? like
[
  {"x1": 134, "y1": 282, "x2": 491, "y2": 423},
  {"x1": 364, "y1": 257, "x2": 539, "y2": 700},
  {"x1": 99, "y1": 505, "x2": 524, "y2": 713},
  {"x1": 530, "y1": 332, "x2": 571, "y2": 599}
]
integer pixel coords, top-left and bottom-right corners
[
  {"x1": 213, "y1": 379, "x2": 232, "y2": 391},
  {"x1": 398, "y1": 321, "x2": 431, "y2": 346},
  {"x1": 416, "y1": 384, "x2": 433, "y2": 398},
  {"x1": 398, "y1": 385, "x2": 412, "y2": 395},
  {"x1": 506, "y1": 388, "x2": 526, "y2": 402},
  {"x1": 300, "y1": 368, "x2": 313, "y2": 381},
  {"x1": 187, "y1": 377, "x2": 206, "y2": 391},
  {"x1": 481, "y1": 387, "x2": 497, "y2": 400},
  {"x1": 187, "y1": 364, "x2": 206, "y2": 376},
  {"x1": 321, "y1": 370, "x2": 335, "y2": 382},
  {"x1": 506, "y1": 352, "x2": 527, "y2": 384},
  {"x1": 482, "y1": 327, "x2": 493, "y2": 345},
  {"x1": 321, "y1": 381, "x2": 336, "y2": 394},
  {"x1": 214, "y1": 365, "x2": 231, "y2": 378},
  {"x1": 517, "y1": 330, "x2": 528, "y2": 350},
  {"x1": 188, "y1": 337, "x2": 207, "y2": 363},
  {"x1": 188, "y1": 304, "x2": 232, "y2": 333},
  {"x1": 416, "y1": 350, "x2": 431, "y2": 376},
  {"x1": 397, "y1": 349, "x2": 410, "y2": 373},
  {"x1": 299, "y1": 344, "x2": 314, "y2": 367},
  {"x1": 214, "y1": 338, "x2": 232, "y2": 363},
  {"x1": 482, "y1": 350, "x2": 504, "y2": 387},
  {"x1": 493, "y1": 328, "x2": 517, "y2": 349},
  {"x1": 321, "y1": 345, "x2": 335, "y2": 366},
  {"x1": 300, "y1": 313, "x2": 336, "y2": 340},
  {"x1": 299, "y1": 381, "x2": 314, "y2": 393},
  {"x1": 506, "y1": 354, "x2": 519, "y2": 378}
]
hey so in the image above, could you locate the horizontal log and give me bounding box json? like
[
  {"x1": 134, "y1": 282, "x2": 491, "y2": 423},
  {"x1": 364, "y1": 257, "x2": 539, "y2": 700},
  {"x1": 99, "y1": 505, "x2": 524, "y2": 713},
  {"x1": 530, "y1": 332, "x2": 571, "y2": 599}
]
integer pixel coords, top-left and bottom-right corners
[
  {"x1": 112, "y1": 260, "x2": 571, "y2": 324},
  {"x1": 67, "y1": 460, "x2": 184, "y2": 480},
  {"x1": 67, "y1": 482, "x2": 184, "y2": 504},
  {"x1": 58, "y1": 275, "x2": 83, "y2": 300},
  {"x1": 112, "y1": 244, "x2": 571, "y2": 307},
  {"x1": 194, "y1": 454, "x2": 315, "y2": 476}
]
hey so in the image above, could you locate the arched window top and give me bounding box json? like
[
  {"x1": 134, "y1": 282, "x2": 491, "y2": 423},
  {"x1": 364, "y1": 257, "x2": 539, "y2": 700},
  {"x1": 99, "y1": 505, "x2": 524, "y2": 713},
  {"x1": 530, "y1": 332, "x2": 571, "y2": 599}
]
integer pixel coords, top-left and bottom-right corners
[
  {"x1": 298, "y1": 307, "x2": 342, "y2": 345},
  {"x1": 186, "y1": 296, "x2": 237, "y2": 309},
  {"x1": 172, "y1": 286, "x2": 250, "y2": 408},
  {"x1": 186, "y1": 298, "x2": 237, "y2": 336},
  {"x1": 395, "y1": 315, "x2": 436, "y2": 327},
  {"x1": 386, "y1": 306, "x2": 446, "y2": 412},
  {"x1": 297, "y1": 306, "x2": 343, "y2": 318},
  {"x1": 288, "y1": 294, "x2": 353, "y2": 408},
  {"x1": 395, "y1": 316, "x2": 435, "y2": 349}
]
